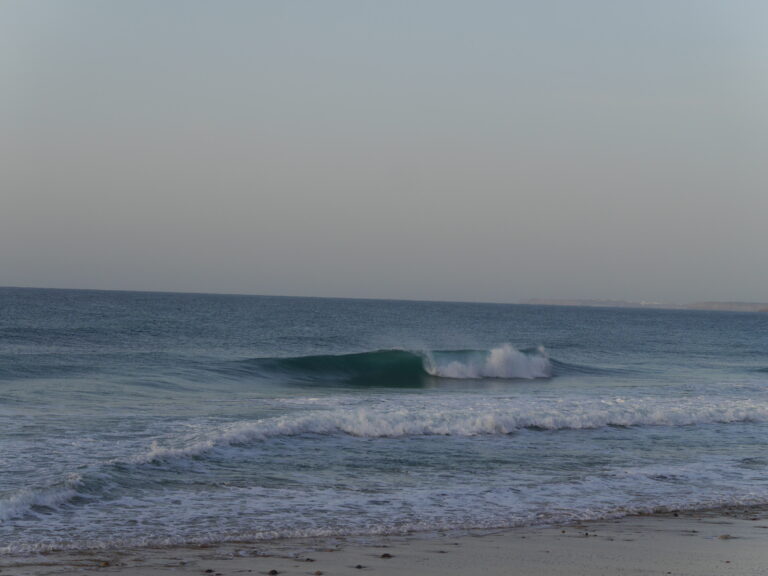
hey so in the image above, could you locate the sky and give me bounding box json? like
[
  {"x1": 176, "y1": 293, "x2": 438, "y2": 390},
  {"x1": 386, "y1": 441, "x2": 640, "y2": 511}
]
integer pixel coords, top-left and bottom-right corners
[{"x1": 2, "y1": 0, "x2": 767, "y2": 303}]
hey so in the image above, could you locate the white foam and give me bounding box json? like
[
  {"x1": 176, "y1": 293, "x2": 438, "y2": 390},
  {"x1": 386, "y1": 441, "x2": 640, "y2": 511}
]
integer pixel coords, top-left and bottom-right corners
[
  {"x1": 136, "y1": 394, "x2": 768, "y2": 463},
  {"x1": 0, "y1": 474, "x2": 82, "y2": 523},
  {"x1": 4, "y1": 460, "x2": 768, "y2": 555},
  {"x1": 424, "y1": 344, "x2": 552, "y2": 379}
]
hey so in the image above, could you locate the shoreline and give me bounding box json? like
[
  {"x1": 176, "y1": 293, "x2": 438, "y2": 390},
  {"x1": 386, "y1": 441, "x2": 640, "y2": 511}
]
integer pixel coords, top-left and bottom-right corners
[{"x1": 4, "y1": 505, "x2": 768, "y2": 576}]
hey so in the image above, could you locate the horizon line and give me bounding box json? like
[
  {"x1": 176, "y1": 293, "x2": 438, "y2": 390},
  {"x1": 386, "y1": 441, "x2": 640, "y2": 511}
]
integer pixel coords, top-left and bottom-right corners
[{"x1": 2, "y1": 284, "x2": 767, "y2": 310}]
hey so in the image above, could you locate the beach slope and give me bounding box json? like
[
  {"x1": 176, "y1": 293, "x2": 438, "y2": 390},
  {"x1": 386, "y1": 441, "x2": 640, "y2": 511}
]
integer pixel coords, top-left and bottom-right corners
[{"x1": 4, "y1": 509, "x2": 767, "y2": 576}]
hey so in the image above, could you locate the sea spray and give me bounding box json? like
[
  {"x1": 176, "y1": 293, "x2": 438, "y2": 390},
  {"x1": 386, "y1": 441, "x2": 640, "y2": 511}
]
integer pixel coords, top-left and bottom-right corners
[{"x1": 423, "y1": 344, "x2": 552, "y2": 379}]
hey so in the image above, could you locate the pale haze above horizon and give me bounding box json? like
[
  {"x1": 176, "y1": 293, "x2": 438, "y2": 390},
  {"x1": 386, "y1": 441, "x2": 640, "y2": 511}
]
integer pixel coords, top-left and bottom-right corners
[{"x1": 2, "y1": 0, "x2": 767, "y2": 304}]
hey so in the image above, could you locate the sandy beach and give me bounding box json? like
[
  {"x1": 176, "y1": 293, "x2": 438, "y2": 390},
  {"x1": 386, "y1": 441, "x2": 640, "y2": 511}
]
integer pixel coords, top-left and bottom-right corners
[{"x1": 3, "y1": 507, "x2": 767, "y2": 576}]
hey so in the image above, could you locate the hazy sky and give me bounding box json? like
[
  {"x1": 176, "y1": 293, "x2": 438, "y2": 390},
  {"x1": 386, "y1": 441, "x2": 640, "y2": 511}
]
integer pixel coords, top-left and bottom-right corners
[{"x1": 2, "y1": 1, "x2": 767, "y2": 303}]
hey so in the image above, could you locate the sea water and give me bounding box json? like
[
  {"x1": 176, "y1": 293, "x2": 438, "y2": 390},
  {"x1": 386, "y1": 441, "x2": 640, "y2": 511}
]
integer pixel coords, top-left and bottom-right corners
[{"x1": 1, "y1": 287, "x2": 767, "y2": 554}]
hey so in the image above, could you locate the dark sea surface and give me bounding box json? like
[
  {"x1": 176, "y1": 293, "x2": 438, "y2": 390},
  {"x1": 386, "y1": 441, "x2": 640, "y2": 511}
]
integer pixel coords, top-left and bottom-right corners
[{"x1": 2, "y1": 287, "x2": 767, "y2": 554}]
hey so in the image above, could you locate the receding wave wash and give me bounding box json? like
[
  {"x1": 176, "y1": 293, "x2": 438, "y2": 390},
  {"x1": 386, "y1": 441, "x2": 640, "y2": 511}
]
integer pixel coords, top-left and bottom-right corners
[{"x1": 2, "y1": 288, "x2": 768, "y2": 554}]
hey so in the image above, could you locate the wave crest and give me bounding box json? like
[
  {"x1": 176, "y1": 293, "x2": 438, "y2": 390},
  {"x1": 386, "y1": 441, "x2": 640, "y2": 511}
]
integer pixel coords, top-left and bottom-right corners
[{"x1": 135, "y1": 395, "x2": 768, "y2": 464}]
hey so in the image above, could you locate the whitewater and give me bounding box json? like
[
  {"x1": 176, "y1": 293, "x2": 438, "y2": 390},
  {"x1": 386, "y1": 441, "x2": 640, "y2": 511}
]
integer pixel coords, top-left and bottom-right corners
[{"x1": 2, "y1": 288, "x2": 768, "y2": 555}]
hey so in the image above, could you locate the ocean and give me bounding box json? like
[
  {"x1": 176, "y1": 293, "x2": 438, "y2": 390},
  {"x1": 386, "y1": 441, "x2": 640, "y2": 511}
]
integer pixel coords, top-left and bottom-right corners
[{"x1": 2, "y1": 287, "x2": 767, "y2": 555}]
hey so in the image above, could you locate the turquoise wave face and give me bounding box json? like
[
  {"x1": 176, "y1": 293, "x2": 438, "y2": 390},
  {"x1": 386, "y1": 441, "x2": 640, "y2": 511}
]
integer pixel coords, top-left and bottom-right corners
[{"x1": 232, "y1": 350, "x2": 430, "y2": 385}]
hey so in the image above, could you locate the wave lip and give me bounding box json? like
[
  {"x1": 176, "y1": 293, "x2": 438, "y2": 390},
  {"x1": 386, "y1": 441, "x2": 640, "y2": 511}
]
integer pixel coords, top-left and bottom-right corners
[{"x1": 225, "y1": 344, "x2": 553, "y2": 386}]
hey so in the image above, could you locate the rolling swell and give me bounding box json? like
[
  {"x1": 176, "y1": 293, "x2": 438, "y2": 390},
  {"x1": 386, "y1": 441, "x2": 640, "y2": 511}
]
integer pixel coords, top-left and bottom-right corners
[{"x1": 219, "y1": 345, "x2": 554, "y2": 385}]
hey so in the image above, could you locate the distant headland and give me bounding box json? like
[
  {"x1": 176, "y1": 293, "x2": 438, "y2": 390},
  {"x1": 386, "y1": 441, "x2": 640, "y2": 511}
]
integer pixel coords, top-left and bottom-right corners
[{"x1": 522, "y1": 299, "x2": 768, "y2": 313}]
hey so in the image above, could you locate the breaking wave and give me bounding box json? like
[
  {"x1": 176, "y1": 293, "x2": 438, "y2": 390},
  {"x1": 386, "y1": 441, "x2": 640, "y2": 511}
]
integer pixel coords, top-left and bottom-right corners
[
  {"x1": 0, "y1": 474, "x2": 84, "y2": 523},
  {"x1": 218, "y1": 344, "x2": 553, "y2": 385},
  {"x1": 137, "y1": 395, "x2": 768, "y2": 463},
  {"x1": 424, "y1": 344, "x2": 551, "y2": 379}
]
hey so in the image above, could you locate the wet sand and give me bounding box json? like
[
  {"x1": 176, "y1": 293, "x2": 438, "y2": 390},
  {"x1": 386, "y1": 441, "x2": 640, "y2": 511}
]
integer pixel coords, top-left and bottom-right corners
[{"x1": 3, "y1": 507, "x2": 768, "y2": 576}]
